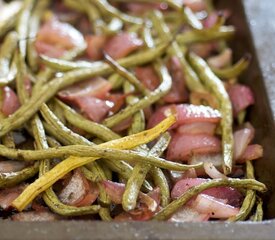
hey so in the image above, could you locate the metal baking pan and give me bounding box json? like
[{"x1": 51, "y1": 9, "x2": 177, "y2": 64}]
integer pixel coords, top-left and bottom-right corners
[{"x1": 1, "y1": 0, "x2": 275, "y2": 239}]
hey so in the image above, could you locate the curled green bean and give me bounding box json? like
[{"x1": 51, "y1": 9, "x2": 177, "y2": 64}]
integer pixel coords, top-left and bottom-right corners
[
  {"x1": 153, "y1": 178, "x2": 267, "y2": 220},
  {"x1": 188, "y1": 53, "x2": 233, "y2": 175}
]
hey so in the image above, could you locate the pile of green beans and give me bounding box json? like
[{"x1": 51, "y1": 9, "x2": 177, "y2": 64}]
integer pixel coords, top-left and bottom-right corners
[{"x1": 0, "y1": 0, "x2": 264, "y2": 222}]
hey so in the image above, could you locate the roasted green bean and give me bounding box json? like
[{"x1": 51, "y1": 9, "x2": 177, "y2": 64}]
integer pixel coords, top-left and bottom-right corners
[
  {"x1": 0, "y1": 144, "x2": 203, "y2": 171},
  {"x1": 0, "y1": 162, "x2": 39, "y2": 189},
  {"x1": 0, "y1": 31, "x2": 18, "y2": 86},
  {"x1": 176, "y1": 26, "x2": 235, "y2": 45},
  {"x1": 153, "y1": 178, "x2": 267, "y2": 220},
  {"x1": 0, "y1": 43, "x2": 169, "y2": 138},
  {"x1": 188, "y1": 53, "x2": 233, "y2": 174},
  {"x1": 228, "y1": 161, "x2": 256, "y2": 221}
]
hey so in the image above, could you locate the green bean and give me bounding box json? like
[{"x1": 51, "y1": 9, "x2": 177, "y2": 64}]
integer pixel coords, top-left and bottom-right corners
[
  {"x1": 113, "y1": 0, "x2": 202, "y2": 29},
  {"x1": 43, "y1": 188, "x2": 101, "y2": 216},
  {"x1": 93, "y1": 0, "x2": 143, "y2": 25},
  {"x1": 0, "y1": 144, "x2": 203, "y2": 171},
  {"x1": 138, "y1": 27, "x2": 171, "y2": 204},
  {"x1": 103, "y1": 62, "x2": 172, "y2": 128},
  {"x1": 108, "y1": 73, "x2": 124, "y2": 90},
  {"x1": 46, "y1": 136, "x2": 61, "y2": 148},
  {"x1": 40, "y1": 42, "x2": 168, "y2": 72},
  {"x1": 39, "y1": 55, "x2": 102, "y2": 72},
  {"x1": 150, "y1": 166, "x2": 170, "y2": 207},
  {"x1": 0, "y1": 31, "x2": 18, "y2": 86},
  {"x1": 27, "y1": 0, "x2": 49, "y2": 72},
  {"x1": 16, "y1": 0, "x2": 35, "y2": 59},
  {"x1": 181, "y1": 6, "x2": 203, "y2": 30},
  {"x1": 252, "y1": 198, "x2": 263, "y2": 221},
  {"x1": 15, "y1": 49, "x2": 29, "y2": 105},
  {"x1": 79, "y1": 0, "x2": 106, "y2": 34},
  {"x1": 41, "y1": 104, "x2": 92, "y2": 146},
  {"x1": 188, "y1": 53, "x2": 233, "y2": 175},
  {"x1": 176, "y1": 26, "x2": 235, "y2": 45},
  {"x1": 64, "y1": 0, "x2": 85, "y2": 12},
  {"x1": 153, "y1": 178, "x2": 267, "y2": 220},
  {"x1": 0, "y1": 113, "x2": 15, "y2": 150},
  {"x1": 121, "y1": 80, "x2": 147, "y2": 211},
  {"x1": 122, "y1": 133, "x2": 171, "y2": 211},
  {"x1": 33, "y1": 43, "x2": 87, "y2": 94},
  {"x1": 211, "y1": 54, "x2": 251, "y2": 79},
  {"x1": 40, "y1": 104, "x2": 112, "y2": 219},
  {"x1": 102, "y1": 159, "x2": 152, "y2": 192},
  {"x1": 56, "y1": 99, "x2": 120, "y2": 141},
  {"x1": 104, "y1": 54, "x2": 150, "y2": 96},
  {"x1": 99, "y1": 162, "x2": 113, "y2": 181},
  {"x1": 0, "y1": 1, "x2": 23, "y2": 38},
  {"x1": 150, "y1": 10, "x2": 205, "y2": 92},
  {"x1": 148, "y1": 133, "x2": 171, "y2": 207},
  {"x1": 228, "y1": 161, "x2": 256, "y2": 221},
  {"x1": 0, "y1": 162, "x2": 39, "y2": 189},
  {"x1": 31, "y1": 113, "x2": 102, "y2": 217}
]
